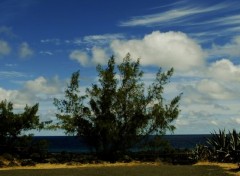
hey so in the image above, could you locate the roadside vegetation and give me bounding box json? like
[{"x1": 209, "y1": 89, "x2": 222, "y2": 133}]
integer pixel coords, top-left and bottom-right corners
[
  {"x1": 52, "y1": 53, "x2": 181, "y2": 161},
  {"x1": 192, "y1": 129, "x2": 240, "y2": 165},
  {"x1": 0, "y1": 54, "x2": 240, "y2": 176}
]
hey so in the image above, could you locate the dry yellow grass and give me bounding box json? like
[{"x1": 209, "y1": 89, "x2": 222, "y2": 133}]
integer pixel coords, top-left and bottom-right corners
[
  {"x1": 1, "y1": 160, "x2": 240, "y2": 176},
  {"x1": 0, "y1": 161, "x2": 154, "y2": 170},
  {"x1": 1, "y1": 161, "x2": 239, "y2": 176},
  {"x1": 195, "y1": 161, "x2": 240, "y2": 176}
]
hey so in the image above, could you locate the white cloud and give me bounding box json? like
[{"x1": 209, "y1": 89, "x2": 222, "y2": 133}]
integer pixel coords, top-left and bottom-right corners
[
  {"x1": 84, "y1": 33, "x2": 125, "y2": 45},
  {"x1": 69, "y1": 50, "x2": 89, "y2": 66},
  {"x1": 0, "y1": 75, "x2": 64, "y2": 111},
  {"x1": 0, "y1": 26, "x2": 15, "y2": 38},
  {"x1": 235, "y1": 118, "x2": 240, "y2": 124},
  {"x1": 69, "y1": 48, "x2": 108, "y2": 66},
  {"x1": 0, "y1": 71, "x2": 27, "y2": 78},
  {"x1": 19, "y1": 42, "x2": 34, "y2": 58},
  {"x1": 175, "y1": 118, "x2": 189, "y2": 126},
  {"x1": 24, "y1": 76, "x2": 61, "y2": 95},
  {"x1": 92, "y1": 47, "x2": 108, "y2": 65},
  {"x1": 0, "y1": 87, "x2": 18, "y2": 101},
  {"x1": 196, "y1": 79, "x2": 234, "y2": 100},
  {"x1": 119, "y1": 3, "x2": 229, "y2": 27},
  {"x1": 0, "y1": 40, "x2": 11, "y2": 56},
  {"x1": 0, "y1": 87, "x2": 34, "y2": 109},
  {"x1": 210, "y1": 120, "x2": 218, "y2": 126},
  {"x1": 174, "y1": 58, "x2": 240, "y2": 133},
  {"x1": 5, "y1": 63, "x2": 17, "y2": 67},
  {"x1": 209, "y1": 36, "x2": 240, "y2": 57},
  {"x1": 111, "y1": 31, "x2": 205, "y2": 71},
  {"x1": 40, "y1": 38, "x2": 61, "y2": 45},
  {"x1": 39, "y1": 51, "x2": 53, "y2": 56},
  {"x1": 65, "y1": 30, "x2": 240, "y2": 134},
  {"x1": 208, "y1": 59, "x2": 240, "y2": 81}
]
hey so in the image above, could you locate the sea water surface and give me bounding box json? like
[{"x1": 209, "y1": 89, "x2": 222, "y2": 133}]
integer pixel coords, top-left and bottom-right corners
[{"x1": 33, "y1": 135, "x2": 211, "y2": 153}]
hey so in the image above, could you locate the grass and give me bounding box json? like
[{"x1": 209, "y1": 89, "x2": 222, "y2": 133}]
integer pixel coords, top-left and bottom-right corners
[{"x1": 0, "y1": 162, "x2": 238, "y2": 176}]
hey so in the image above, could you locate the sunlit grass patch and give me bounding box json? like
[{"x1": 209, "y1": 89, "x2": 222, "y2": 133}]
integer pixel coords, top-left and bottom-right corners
[{"x1": 0, "y1": 162, "x2": 237, "y2": 176}]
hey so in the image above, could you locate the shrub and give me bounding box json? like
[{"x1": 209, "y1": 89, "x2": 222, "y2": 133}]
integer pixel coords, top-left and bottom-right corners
[
  {"x1": 21, "y1": 159, "x2": 36, "y2": 166},
  {"x1": 191, "y1": 144, "x2": 210, "y2": 161},
  {"x1": 2, "y1": 153, "x2": 14, "y2": 161},
  {"x1": 0, "y1": 160, "x2": 6, "y2": 168},
  {"x1": 8, "y1": 161, "x2": 19, "y2": 167},
  {"x1": 120, "y1": 155, "x2": 133, "y2": 163},
  {"x1": 206, "y1": 129, "x2": 240, "y2": 163},
  {"x1": 45, "y1": 157, "x2": 59, "y2": 164}
]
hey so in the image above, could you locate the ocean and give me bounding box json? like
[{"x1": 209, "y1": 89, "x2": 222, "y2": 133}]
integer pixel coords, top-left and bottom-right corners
[{"x1": 33, "y1": 134, "x2": 211, "y2": 153}]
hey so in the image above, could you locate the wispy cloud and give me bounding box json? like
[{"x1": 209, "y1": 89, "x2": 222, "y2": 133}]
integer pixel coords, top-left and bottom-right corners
[
  {"x1": 0, "y1": 0, "x2": 38, "y2": 24},
  {"x1": 83, "y1": 33, "x2": 125, "y2": 45},
  {"x1": 40, "y1": 34, "x2": 125, "y2": 47},
  {"x1": 0, "y1": 71, "x2": 27, "y2": 78},
  {"x1": 19, "y1": 42, "x2": 34, "y2": 59},
  {"x1": 39, "y1": 51, "x2": 53, "y2": 56},
  {"x1": 119, "y1": 2, "x2": 230, "y2": 27},
  {"x1": 208, "y1": 36, "x2": 240, "y2": 57},
  {"x1": 5, "y1": 63, "x2": 17, "y2": 67},
  {"x1": 119, "y1": 1, "x2": 240, "y2": 45},
  {"x1": 40, "y1": 38, "x2": 61, "y2": 45},
  {"x1": 0, "y1": 26, "x2": 16, "y2": 38},
  {"x1": 0, "y1": 40, "x2": 11, "y2": 56}
]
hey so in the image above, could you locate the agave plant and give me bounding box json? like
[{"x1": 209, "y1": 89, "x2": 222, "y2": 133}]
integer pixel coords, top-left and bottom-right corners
[
  {"x1": 207, "y1": 129, "x2": 240, "y2": 163},
  {"x1": 207, "y1": 129, "x2": 230, "y2": 162},
  {"x1": 229, "y1": 129, "x2": 240, "y2": 150},
  {"x1": 191, "y1": 144, "x2": 210, "y2": 161},
  {"x1": 228, "y1": 129, "x2": 240, "y2": 162}
]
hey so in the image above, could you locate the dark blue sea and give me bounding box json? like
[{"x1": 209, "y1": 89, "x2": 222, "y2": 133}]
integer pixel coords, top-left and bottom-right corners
[{"x1": 33, "y1": 135, "x2": 211, "y2": 153}]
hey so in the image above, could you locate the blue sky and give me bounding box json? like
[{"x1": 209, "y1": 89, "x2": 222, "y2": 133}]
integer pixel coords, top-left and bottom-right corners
[{"x1": 1, "y1": 0, "x2": 240, "y2": 135}]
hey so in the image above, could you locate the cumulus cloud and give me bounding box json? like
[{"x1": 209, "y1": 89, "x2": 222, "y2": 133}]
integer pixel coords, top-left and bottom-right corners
[
  {"x1": 208, "y1": 59, "x2": 240, "y2": 81},
  {"x1": 110, "y1": 31, "x2": 205, "y2": 71},
  {"x1": 66, "y1": 30, "x2": 240, "y2": 134},
  {"x1": 0, "y1": 87, "x2": 18, "y2": 101},
  {"x1": 24, "y1": 76, "x2": 61, "y2": 95},
  {"x1": 69, "y1": 48, "x2": 108, "y2": 66},
  {"x1": 19, "y1": 42, "x2": 34, "y2": 58},
  {"x1": 196, "y1": 79, "x2": 234, "y2": 100},
  {"x1": 0, "y1": 76, "x2": 63, "y2": 110},
  {"x1": 210, "y1": 36, "x2": 240, "y2": 57},
  {"x1": 0, "y1": 87, "x2": 35, "y2": 109},
  {"x1": 92, "y1": 47, "x2": 108, "y2": 65},
  {"x1": 0, "y1": 40, "x2": 11, "y2": 56},
  {"x1": 69, "y1": 50, "x2": 89, "y2": 66},
  {"x1": 69, "y1": 31, "x2": 205, "y2": 71},
  {"x1": 175, "y1": 58, "x2": 240, "y2": 133}
]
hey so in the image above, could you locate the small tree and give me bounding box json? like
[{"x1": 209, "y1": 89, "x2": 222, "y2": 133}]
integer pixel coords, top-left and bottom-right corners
[
  {"x1": 54, "y1": 54, "x2": 181, "y2": 160},
  {"x1": 0, "y1": 100, "x2": 41, "y2": 153}
]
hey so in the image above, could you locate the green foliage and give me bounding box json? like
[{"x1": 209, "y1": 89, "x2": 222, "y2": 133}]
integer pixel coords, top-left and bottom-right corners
[
  {"x1": 142, "y1": 136, "x2": 173, "y2": 154},
  {"x1": 194, "y1": 129, "x2": 240, "y2": 163},
  {"x1": 191, "y1": 144, "x2": 210, "y2": 161},
  {"x1": 54, "y1": 54, "x2": 181, "y2": 161},
  {"x1": 53, "y1": 71, "x2": 89, "y2": 134},
  {"x1": 207, "y1": 129, "x2": 230, "y2": 162},
  {"x1": 0, "y1": 100, "x2": 41, "y2": 154}
]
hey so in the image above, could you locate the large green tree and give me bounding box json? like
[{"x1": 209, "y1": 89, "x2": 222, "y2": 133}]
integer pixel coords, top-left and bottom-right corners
[
  {"x1": 54, "y1": 54, "x2": 181, "y2": 160},
  {"x1": 0, "y1": 100, "x2": 41, "y2": 153}
]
